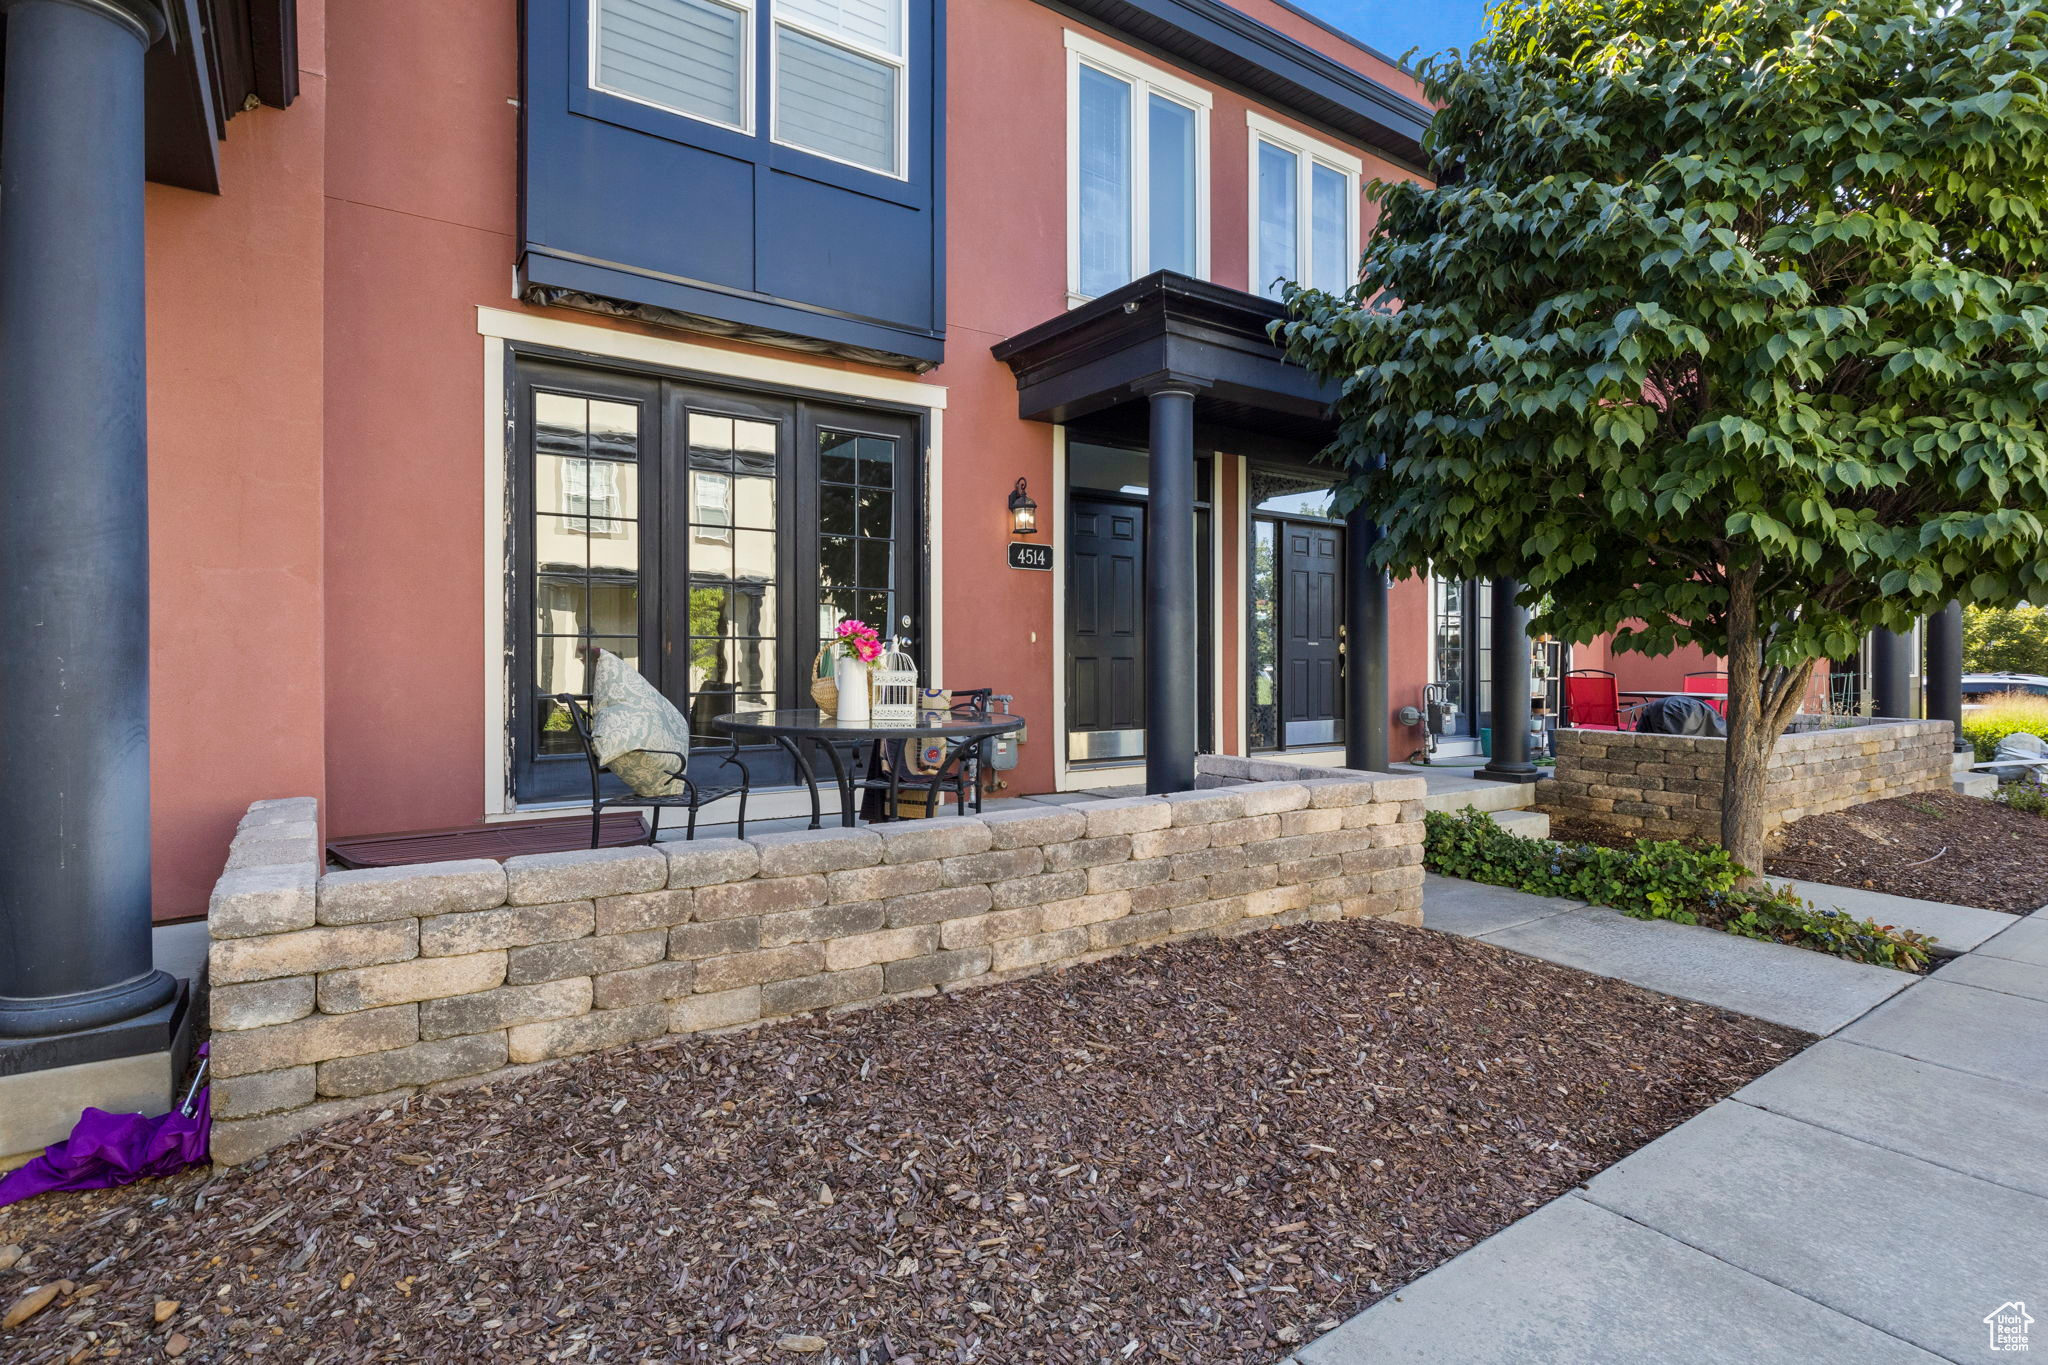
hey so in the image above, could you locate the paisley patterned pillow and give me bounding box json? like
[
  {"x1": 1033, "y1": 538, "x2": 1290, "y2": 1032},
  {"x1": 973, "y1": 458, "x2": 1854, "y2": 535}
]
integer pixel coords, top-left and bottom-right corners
[{"x1": 590, "y1": 649, "x2": 692, "y2": 798}]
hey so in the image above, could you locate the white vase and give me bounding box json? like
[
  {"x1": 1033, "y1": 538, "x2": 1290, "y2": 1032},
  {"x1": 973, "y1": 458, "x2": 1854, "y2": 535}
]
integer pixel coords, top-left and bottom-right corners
[{"x1": 834, "y1": 657, "x2": 871, "y2": 723}]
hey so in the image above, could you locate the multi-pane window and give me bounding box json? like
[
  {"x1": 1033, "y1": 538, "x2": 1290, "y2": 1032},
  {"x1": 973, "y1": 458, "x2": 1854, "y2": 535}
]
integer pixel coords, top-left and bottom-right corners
[
  {"x1": 685, "y1": 413, "x2": 780, "y2": 735},
  {"x1": 1248, "y1": 112, "x2": 1360, "y2": 300},
  {"x1": 589, "y1": 0, "x2": 908, "y2": 176},
  {"x1": 1066, "y1": 30, "x2": 1209, "y2": 302},
  {"x1": 816, "y1": 429, "x2": 899, "y2": 638},
  {"x1": 532, "y1": 390, "x2": 645, "y2": 754}
]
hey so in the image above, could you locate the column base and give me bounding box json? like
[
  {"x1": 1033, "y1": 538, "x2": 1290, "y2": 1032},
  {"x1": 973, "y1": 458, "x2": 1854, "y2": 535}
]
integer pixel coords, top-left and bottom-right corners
[
  {"x1": 0, "y1": 981, "x2": 195, "y2": 1162},
  {"x1": 0, "y1": 975, "x2": 188, "y2": 1075},
  {"x1": 1476, "y1": 764, "x2": 1543, "y2": 785}
]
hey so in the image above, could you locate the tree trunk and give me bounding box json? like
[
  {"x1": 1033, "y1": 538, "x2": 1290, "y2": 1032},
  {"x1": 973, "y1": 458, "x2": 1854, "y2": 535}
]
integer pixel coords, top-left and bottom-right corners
[
  {"x1": 1720, "y1": 570, "x2": 1818, "y2": 887},
  {"x1": 1721, "y1": 571, "x2": 1772, "y2": 884}
]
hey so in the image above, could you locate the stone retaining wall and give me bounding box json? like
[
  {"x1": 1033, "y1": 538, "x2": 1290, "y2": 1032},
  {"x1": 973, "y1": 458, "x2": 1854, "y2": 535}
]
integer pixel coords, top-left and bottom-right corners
[
  {"x1": 205, "y1": 763, "x2": 1425, "y2": 1163},
  {"x1": 1535, "y1": 718, "x2": 1954, "y2": 841}
]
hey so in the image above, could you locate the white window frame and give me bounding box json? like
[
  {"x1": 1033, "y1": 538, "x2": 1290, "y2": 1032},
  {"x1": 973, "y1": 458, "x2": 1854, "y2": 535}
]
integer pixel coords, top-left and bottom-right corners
[
  {"x1": 769, "y1": 0, "x2": 911, "y2": 179},
  {"x1": 589, "y1": 0, "x2": 757, "y2": 137},
  {"x1": 1246, "y1": 110, "x2": 1362, "y2": 300},
  {"x1": 1064, "y1": 29, "x2": 1212, "y2": 307}
]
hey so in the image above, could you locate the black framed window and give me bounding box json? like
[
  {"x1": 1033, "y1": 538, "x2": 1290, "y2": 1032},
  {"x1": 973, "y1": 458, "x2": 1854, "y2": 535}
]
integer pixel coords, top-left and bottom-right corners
[{"x1": 510, "y1": 353, "x2": 923, "y2": 803}]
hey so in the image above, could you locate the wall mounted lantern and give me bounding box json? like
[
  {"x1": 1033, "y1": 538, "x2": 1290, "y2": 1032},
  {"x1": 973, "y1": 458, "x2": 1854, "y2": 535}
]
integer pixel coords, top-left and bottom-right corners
[{"x1": 1007, "y1": 477, "x2": 1038, "y2": 536}]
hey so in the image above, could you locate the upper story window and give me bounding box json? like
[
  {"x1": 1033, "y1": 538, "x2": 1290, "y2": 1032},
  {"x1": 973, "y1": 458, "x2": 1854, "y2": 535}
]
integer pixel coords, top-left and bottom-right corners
[
  {"x1": 590, "y1": 0, "x2": 908, "y2": 177},
  {"x1": 1247, "y1": 112, "x2": 1360, "y2": 300},
  {"x1": 1065, "y1": 30, "x2": 1211, "y2": 304}
]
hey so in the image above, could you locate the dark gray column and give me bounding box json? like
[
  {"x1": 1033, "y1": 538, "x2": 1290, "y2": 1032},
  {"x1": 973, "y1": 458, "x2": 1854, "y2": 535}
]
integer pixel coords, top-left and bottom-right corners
[
  {"x1": 1343, "y1": 502, "x2": 1388, "y2": 772},
  {"x1": 1135, "y1": 374, "x2": 1205, "y2": 794},
  {"x1": 1478, "y1": 577, "x2": 1540, "y2": 783},
  {"x1": 1869, "y1": 626, "x2": 1915, "y2": 720},
  {"x1": 0, "y1": 0, "x2": 176, "y2": 1040},
  {"x1": 1925, "y1": 602, "x2": 1967, "y2": 751}
]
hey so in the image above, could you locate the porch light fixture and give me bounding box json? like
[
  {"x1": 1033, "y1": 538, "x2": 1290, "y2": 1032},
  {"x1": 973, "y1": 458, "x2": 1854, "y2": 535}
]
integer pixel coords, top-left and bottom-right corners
[{"x1": 1007, "y1": 477, "x2": 1039, "y2": 536}]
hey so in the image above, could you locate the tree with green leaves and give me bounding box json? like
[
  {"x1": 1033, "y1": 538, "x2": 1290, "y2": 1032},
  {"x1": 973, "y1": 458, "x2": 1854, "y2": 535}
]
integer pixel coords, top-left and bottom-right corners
[
  {"x1": 1964, "y1": 603, "x2": 2048, "y2": 676},
  {"x1": 1278, "y1": 0, "x2": 2048, "y2": 878}
]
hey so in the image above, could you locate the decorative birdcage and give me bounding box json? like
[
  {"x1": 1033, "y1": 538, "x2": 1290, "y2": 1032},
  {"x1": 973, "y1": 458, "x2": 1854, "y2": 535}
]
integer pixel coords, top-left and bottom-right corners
[{"x1": 871, "y1": 640, "x2": 919, "y2": 726}]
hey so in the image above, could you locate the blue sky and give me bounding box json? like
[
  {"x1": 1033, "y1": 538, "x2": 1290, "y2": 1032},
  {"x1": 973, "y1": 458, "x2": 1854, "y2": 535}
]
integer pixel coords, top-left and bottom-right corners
[{"x1": 1289, "y1": 0, "x2": 1488, "y2": 68}]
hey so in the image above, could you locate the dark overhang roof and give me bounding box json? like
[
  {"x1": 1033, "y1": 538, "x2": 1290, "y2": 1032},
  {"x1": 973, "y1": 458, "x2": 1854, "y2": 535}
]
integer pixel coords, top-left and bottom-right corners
[
  {"x1": 144, "y1": 0, "x2": 300, "y2": 193},
  {"x1": 991, "y1": 271, "x2": 1339, "y2": 439},
  {"x1": 1050, "y1": 0, "x2": 1432, "y2": 169}
]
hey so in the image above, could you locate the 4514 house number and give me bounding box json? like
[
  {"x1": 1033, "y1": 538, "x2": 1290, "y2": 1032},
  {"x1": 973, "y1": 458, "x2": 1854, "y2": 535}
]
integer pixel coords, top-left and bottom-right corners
[{"x1": 1007, "y1": 542, "x2": 1051, "y2": 571}]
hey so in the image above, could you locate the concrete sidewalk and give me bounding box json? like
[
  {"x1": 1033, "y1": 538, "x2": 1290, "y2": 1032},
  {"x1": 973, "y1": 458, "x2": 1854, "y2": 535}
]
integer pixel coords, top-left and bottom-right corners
[
  {"x1": 1296, "y1": 890, "x2": 2048, "y2": 1365},
  {"x1": 1421, "y1": 873, "x2": 1915, "y2": 1033}
]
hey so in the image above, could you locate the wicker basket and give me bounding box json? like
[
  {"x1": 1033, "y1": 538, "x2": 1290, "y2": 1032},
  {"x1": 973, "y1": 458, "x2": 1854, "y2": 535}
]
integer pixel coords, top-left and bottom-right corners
[{"x1": 810, "y1": 644, "x2": 838, "y2": 715}]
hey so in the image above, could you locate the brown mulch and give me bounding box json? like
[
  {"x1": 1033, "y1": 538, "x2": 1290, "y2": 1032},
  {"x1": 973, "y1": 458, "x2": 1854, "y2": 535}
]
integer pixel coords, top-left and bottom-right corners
[
  {"x1": 1, "y1": 919, "x2": 1804, "y2": 1364},
  {"x1": 1767, "y1": 791, "x2": 2048, "y2": 913}
]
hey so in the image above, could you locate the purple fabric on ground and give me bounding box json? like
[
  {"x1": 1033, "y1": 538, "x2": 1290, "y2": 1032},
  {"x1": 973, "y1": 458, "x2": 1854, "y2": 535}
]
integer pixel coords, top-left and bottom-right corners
[{"x1": 0, "y1": 1063, "x2": 210, "y2": 1207}]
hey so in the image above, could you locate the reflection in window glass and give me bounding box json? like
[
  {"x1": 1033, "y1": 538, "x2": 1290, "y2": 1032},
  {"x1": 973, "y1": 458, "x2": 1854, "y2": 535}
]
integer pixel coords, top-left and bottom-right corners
[
  {"x1": 1148, "y1": 95, "x2": 1197, "y2": 276},
  {"x1": 532, "y1": 390, "x2": 640, "y2": 753},
  {"x1": 1249, "y1": 521, "x2": 1279, "y2": 750},
  {"x1": 1256, "y1": 140, "x2": 1297, "y2": 299},
  {"x1": 816, "y1": 427, "x2": 898, "y2": 641},
  {"x1": 1077, "y1": 65, "x2": 1133, "y2": 298},
  {"x1": 1250, "y1": 466, "x2": 1338, "y2": 519},
  {"x1": 1310, "y1": 162, "x2": 1349, "y2": 294},
  {"x1": 687, "y1": 409, "x2": 777, "y2": 735}
]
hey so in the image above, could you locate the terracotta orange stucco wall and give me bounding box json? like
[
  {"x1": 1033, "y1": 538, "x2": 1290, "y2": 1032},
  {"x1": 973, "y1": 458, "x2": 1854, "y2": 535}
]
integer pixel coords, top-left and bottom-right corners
[
  {"x1": 145, "y1": 0, "x2": 1432, "y2": 916},
  {"x1": 143, "y1": 0, "x2": 329, "y2": 920}
]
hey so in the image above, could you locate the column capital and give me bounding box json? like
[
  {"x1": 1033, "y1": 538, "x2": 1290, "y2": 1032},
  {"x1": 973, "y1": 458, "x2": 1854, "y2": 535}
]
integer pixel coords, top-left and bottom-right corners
[
  {"x1": 0, "y1": 0, "x2": 167, "y2": 44},
  {"x1": 1129, "y1": 369, "x2": 1212, "y2": 400}
]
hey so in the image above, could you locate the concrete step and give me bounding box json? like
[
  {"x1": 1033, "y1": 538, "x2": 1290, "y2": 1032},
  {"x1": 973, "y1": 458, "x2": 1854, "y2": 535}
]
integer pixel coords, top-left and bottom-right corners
[
  {"x1": 1411, "y1": 774, "x2": 1544, "y2": 815},
  {"x1": 1494, "y1": 808, "x2": 1551, "y2": 840},
  {"x1": 1953, "y1": 748, "x2": 1980, "y2": 773},
  {"x1": 1954, "y1": 772, "x2": 1999, "y2": 798}
]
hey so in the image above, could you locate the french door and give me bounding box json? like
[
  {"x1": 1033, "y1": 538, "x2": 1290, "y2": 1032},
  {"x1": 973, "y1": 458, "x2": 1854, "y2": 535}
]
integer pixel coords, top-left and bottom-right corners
[{"x1": 510, "y1": 355, "x2": 923, "y2": 803}]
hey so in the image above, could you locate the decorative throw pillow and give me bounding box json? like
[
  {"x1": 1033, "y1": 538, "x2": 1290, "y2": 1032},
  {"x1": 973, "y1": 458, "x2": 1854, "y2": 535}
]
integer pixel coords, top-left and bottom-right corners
[{"x1": 589, "y1": 649, "x2": 693, "y2": 798}]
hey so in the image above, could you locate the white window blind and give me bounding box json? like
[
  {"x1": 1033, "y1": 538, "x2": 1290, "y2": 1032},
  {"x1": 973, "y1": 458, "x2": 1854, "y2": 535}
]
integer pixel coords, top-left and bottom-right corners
[
  {"x1": 773, "y1": 0, "x2": 906, "y2": 174},
  {"x1": 1077, "y1": 65, "x2": 1133, "y2": 299},
  {"x1": 778, "y1": 0, "x2": 900, "y2": 55},
  {"x1": 593, "y1": 0, "x2": 749, "y2": 130}
]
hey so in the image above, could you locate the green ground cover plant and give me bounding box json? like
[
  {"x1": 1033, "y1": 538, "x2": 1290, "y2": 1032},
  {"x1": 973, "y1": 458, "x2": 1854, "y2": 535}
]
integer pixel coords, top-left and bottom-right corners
[
  {"x1": 1994, "y1": 777, "x2": 2048, "y2": 818},
  {"x1": 1963, "y1": 691, "x2": 2048, "y2": 761},
  {"x1": 1426, "y1": 808, "x2": 1934, "y2": 971}
]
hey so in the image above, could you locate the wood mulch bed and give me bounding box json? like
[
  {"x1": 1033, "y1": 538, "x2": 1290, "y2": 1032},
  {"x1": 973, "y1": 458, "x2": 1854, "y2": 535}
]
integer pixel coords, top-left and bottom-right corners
[
  {"x1": 1766, "y1": 790, "x2": 2048, "y2": 913},
  {"x1": 1, "y1": 919, "x2": 1803, "y2": 1364}
]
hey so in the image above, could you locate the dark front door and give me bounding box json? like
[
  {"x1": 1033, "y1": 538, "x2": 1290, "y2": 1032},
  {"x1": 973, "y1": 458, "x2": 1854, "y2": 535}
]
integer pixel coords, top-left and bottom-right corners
[
  {"x1": 1067, "y1": 497, "x2": 1146, "y2": 761},
  {"x1": 1279, "y1": 521, "x2": 1343, "y2": 746}
]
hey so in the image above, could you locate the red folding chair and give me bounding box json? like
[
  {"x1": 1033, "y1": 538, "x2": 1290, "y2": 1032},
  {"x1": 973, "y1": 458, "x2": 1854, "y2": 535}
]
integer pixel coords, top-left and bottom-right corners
[
  {"x1": 1683, "y1": 671, "x2": 1729, "y2": 717},
  {"x1": 1564, "y1": 669, "x2": 1624, "y2": 731}
]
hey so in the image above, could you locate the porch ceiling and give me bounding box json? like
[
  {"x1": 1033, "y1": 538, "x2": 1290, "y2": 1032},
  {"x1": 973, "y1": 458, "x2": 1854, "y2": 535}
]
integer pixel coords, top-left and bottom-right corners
[{"x1": 990, "y1": 271, "x2": 1340, "y2": 442}]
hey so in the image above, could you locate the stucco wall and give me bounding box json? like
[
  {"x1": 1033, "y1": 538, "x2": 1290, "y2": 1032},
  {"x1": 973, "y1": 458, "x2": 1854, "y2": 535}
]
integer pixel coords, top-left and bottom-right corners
[{"x1": 204, "y1": 764, "x2": 1425, "y2": 1163}]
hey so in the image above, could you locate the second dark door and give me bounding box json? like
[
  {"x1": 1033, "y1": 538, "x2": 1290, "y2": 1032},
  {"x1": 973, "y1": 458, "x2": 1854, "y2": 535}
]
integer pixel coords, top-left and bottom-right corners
[
  {"x1": 1067, "y1": 497, "x2": 1146, "y2": 761},
  {"x1": 1279, "y1": 521, "x2": 1343, "y2": 746}
]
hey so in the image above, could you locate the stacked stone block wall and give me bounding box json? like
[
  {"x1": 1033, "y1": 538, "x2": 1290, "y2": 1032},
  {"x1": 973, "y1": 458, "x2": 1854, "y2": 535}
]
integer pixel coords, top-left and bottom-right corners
[
  {"x1": 205, "y1": 763, "x2": 1424, "y2": 1163},
  {"x1": 1534, "y1": 719, "x2": 1954, "y2": 840}
]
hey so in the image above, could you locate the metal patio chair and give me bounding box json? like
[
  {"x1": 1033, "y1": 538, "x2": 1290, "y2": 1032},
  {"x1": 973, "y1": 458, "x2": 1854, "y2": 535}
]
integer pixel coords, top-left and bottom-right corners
[
  {"x1": 1683, "y1": 670, "x2": 1729, "y2": 716},
  {"x1": 541, "y1": 691, "x2": 751, "y2": 846},
  {"x1": 865, "y1": 687, "x2": 999, "y2": 820}
]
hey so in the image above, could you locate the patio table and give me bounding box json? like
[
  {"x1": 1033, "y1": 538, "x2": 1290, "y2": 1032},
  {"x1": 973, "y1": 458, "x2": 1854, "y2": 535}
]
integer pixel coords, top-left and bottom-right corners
[
  {"x1": 712, "y1": 707, "x2": 1025, "y2": 830},
  {"x1": 1620, "y1": 689, "x2": 1727, "y2": 700}
]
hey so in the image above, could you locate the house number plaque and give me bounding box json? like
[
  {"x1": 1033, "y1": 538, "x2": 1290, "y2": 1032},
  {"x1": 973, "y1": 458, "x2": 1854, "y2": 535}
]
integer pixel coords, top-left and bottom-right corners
[{"x1": 1007, "y1": 542, "x2": 1052, "y2": 571}]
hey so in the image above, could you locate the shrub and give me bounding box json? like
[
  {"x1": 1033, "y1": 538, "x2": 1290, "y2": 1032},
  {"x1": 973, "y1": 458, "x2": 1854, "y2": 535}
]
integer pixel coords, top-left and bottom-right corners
[
  {"x1": 1962, "y1": 692, "x2": 2048, "y2": 762},
  {"x1": 1425, "y1": 809, "x2": 1933, "y2": 972},
  {"x1": 1964, "y1": 604, "x2": 2048, "y2": 676},
  {"x1": 1995, "y1": 778, "x2": 2048, "y2": 819}
]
